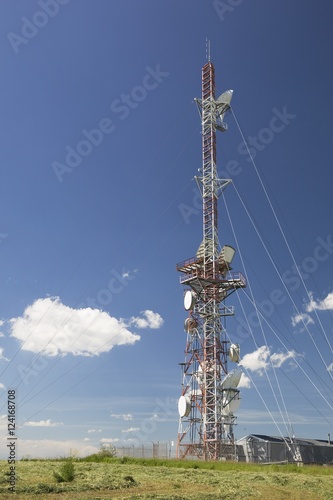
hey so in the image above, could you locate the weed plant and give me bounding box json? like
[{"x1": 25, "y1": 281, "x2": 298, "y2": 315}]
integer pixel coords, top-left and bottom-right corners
[{"x1": 53, "y1": 459, "x2": 75, "y2": 483}]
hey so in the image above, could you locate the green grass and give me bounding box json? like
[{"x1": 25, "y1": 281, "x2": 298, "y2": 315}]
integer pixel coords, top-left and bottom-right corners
[
  {"x1": 0, "y1": 457, "x2": 332, "y2": 499},
  {"x1": 80, "y1": 454, "x2": 333, "y2": 475}
]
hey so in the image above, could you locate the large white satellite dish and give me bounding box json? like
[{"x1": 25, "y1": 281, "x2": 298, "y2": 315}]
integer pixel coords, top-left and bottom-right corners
[
  {"x1": 222, "y1": 389, "x2": 240, "y2": 415},
  {"x1": 221, "y1": 366, "x2": 242, "y2": 390}
]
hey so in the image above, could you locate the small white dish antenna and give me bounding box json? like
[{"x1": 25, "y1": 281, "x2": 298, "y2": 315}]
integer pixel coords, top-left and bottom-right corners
[
  {"x1": 178, "y1": 395, "x2": 191, "y2": 417},
  {"x1": 184, "y1": 290, "x2": 196, "y2": 311},
  {"x1": 228, "y1": 344, "x2": 240, "y2": 363}
]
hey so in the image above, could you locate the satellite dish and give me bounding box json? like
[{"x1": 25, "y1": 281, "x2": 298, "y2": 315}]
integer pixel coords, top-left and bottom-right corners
[
  {"x1": 219, "y1": 245, "x2": 236, "y2": 265},
  {"x1": 184, "y1": 317, "x2": 197, "y2": 334},
  {"x1": 216, "y1": 89, "x2": 233, "y2": 106},
  {"x1": 223, "y1": 423, "x2": 230, "y2": 435},
  {"x1": 222, "y1": 389, "x2": 240, "y2": 415},
  {"x1": 221, "y1": 366, "x2": 242, "y2": 390},
  {"x1": 218, "y1": 245, "x2": 236, "y2": 275},
  {"x1": 228, "y1": 344, "x2": 240, "y2": 363},
  {"x1": 196, "y1": 239, "x2": 213, "y2": 261},
  {"x1": 194, "y1": 365, "x2": 203, "y2": 384},
  {"x1": 184, "y1": 290, "x2": 196, "y2": 311},
  {"x1": 178, "y1": 395, "x2": 191, "y2": 417}
]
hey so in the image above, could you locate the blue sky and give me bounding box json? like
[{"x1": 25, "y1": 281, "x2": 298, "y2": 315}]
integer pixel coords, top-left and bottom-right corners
[{"x1": 0, "y1": 0, "x2": 333, "y2": 458}]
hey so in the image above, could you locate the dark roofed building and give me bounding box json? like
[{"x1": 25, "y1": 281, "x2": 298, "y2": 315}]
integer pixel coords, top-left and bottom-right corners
[{"x1": 237, "y1": 434, "x2": 333, "y2": 465}]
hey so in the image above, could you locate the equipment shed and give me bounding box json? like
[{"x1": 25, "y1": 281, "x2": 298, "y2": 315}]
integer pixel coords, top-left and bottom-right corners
[{"x1": 237, "y1": 434, "x2": 333, "y2": 465}]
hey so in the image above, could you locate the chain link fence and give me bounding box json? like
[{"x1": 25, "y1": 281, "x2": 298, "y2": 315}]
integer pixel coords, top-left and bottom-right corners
[{"x1": 115, "y1": 442, "x2": 171, "y2": 459}]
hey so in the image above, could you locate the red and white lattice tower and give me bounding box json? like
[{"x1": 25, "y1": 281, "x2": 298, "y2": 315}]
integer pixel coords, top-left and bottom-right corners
[{"x1": 176, "y1": 60, "x2": 246, "y2": 460}]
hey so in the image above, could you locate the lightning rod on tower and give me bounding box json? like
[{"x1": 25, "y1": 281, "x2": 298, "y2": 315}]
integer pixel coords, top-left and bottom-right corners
[{"x1": 176, "y1": 59, "x2": 246, "y2": 461}]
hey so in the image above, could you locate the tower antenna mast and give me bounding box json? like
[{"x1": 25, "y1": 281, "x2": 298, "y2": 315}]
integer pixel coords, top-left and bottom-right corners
[
  {"x1": 176, "y1": 59, "x2": 246, "y2": 460},
  {"x1": 206, "y1": 38, "x2": 211, "y2": 62}
]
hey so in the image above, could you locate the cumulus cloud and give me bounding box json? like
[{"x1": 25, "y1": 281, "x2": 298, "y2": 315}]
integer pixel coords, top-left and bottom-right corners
[
  {"x1": 0, "y1": 383, "x2": 5, "y2": 391},
  {"x1": 100, "y1": 438, "x2": 120, "y2": 444},
  {"x1": 9, "y1": 297, "x2": 140, "y2": 357},
  {"x1": 241, "y1": 346, "x2": 270, "y2": 374},
  {"x1": 238, "y1": 373, "x2": 251, "y2": 388},
  {"x1": 291, "y1": 313, "x2": 314, "y2": 327},
  {"x1": 270, "y1": 350, "x2": 296, "y2": 368},
  {"x1": 121, "y1": 427, "x2": 140, "y2": 433},
  {"x1": 24, "y1": 419, "x2": 63, "y2": 427},
  {"x1": 110, "y1": 413, "x2": 133, "y2": 421},
  {"x1": 129, "y1": 310, "x2": 164, "y2": 329},
  {"x1": 327, "y1": 363, "x2": 333, "y2": 373},
  {"x1": 87, "y1": 429, "x2": 102, "y2": 434},
  {"x1": 306, "y1": 291, "x2": 333, "y2": 312},
  {"x1": 241, "y1": 346, "x2": 297, "y2": 375}
]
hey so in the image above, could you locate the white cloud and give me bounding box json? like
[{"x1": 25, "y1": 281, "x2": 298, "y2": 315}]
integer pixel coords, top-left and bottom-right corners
[
  {"x1": 291, "y1": 313, "x2": 314, "y2": 327},
  {"x1": 9, "y1": 297, "x2": 140, "y2": 357},
  {"x1": 83, "y1": 438, "x2": 90, "y2": 442},
  {"x1": 110, "y1": 413, "x2": 133, "y2": 421},
  {"x1": 0, "y1": 383, "x2": 5, "y2": 391},
  {"x1": 100, "y1": 438, "x2": 120, "y2": 444},
  {"x1": 241, "y1": 346, "x2": 297, "y2": 375},
  {"x1": 121, "y1": 269, "x2": 138, "y2": 280},
  {"x1": 271, "y1": 350, "x2": 296, "y2": 368},
  {"x1": 24, "y1": 419, "x2": 63, "y2": 427},
  {"x1": 121, "y1": 427, "x2": 140, "y2": 433},
  {"x1": 238, "y1": 373, "x2": 251, "y2": 388},
  {"x1": 0, "y1": 439, "x2": 98, "y2": 460},
  {"x1": 327, "y1": 363, "x2": 333, "y2": 373},
  {"x1": 129, "y1": 310, "x2": 164, "y2": 329},
  {"x1": 306, "y1": 291, "x2": 333, "y2": 312},
  {"x1": 241, "y1": 346, "x2": 270, "y2": 374},
  {"x1": 87, "y1": 429, "x2": 102, "y2": 434}
]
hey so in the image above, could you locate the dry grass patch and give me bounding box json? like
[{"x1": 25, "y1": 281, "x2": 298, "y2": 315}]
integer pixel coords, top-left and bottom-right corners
[{"x1": 0, "y1": 459, "x2": 332, "y2": 499}]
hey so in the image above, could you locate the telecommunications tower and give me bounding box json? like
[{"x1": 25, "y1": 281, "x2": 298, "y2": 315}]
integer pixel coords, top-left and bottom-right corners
[{"x1": 176, "y1": 59, "x2": 246, "y2": 460}]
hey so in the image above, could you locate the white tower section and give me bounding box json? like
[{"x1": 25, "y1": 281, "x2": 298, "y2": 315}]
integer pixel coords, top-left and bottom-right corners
[{"x1": 176, "y1": 61, "x2": 246, "y2": 461}]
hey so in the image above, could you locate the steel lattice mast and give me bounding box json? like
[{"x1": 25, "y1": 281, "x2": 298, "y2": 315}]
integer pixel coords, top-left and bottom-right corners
[{"x1": 176, "y1": 60, "x2": 246, "y2": 461}]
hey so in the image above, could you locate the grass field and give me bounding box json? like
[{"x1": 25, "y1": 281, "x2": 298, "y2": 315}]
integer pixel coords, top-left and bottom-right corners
[{"x1": 0, "y1": 457, "x2": 333, "y2": 499}]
